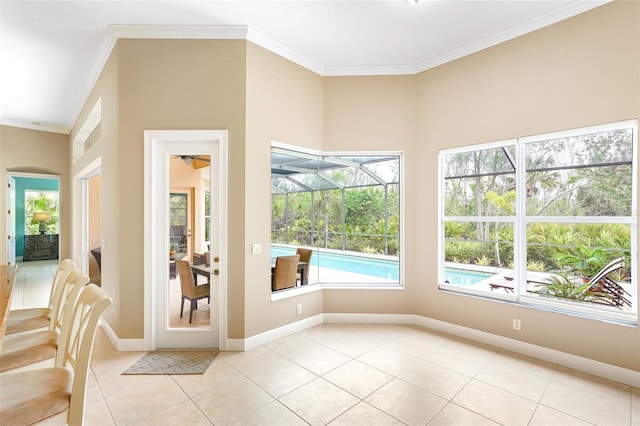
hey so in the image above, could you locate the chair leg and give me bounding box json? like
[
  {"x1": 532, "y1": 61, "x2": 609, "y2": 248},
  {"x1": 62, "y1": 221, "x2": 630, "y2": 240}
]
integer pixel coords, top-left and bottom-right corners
[
  {"x1": 180, "y1": 295, "x2": 185, "y2": 318},
  {"x1": 189, "y1": 299, "x2": 197, "y2": 323}
]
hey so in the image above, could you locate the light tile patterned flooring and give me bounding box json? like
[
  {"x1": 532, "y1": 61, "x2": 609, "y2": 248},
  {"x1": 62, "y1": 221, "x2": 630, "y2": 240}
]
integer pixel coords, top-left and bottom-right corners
[{"x1": 10, "y1": 260, "x2": 640, "y2": 425}]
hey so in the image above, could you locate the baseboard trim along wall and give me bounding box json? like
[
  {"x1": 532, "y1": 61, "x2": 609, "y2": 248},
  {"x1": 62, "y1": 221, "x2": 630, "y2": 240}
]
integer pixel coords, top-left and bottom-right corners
[
  {"x1": 105, "y1": 313, "x2": 639, "y2": 388},
  {"x1": 323, "y1": 313, "x2": 640, "y2": 388}
]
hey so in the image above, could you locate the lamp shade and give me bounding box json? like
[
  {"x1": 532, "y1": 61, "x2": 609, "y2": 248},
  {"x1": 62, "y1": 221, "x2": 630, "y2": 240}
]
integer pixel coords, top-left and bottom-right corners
[{"x1": 33, "y1": 212, "x2": 52, "y2": 222}]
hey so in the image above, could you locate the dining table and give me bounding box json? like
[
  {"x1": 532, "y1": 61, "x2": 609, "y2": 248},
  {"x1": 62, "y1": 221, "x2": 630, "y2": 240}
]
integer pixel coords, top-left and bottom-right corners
[
  {"x1": 190, "y1": 260, "x2": 309, "y2": 286},
  {"x1": 0, "y1": 264, "x2": 19, "y2": 351}
]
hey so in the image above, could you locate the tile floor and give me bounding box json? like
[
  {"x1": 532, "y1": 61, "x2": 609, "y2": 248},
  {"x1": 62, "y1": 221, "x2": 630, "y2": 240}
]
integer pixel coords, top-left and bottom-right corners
[{"x1": 10, "y1": 260, "x2": 640, "y2": 425}]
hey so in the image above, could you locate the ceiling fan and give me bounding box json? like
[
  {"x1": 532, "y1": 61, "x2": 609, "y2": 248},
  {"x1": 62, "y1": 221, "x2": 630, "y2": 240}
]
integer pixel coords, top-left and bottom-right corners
[{"x1": 172, "y1": 155, "x2": 211, "y2": 169}]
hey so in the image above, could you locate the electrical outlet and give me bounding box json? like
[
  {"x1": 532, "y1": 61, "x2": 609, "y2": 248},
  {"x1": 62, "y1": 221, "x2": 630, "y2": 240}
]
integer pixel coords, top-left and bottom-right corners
[
  {"x1": 251, "y1": 243, "x2": 262, "y2": 255},
  {"x1": 512, "y1": 318, "x2": 521, "y2": 331},
  {"x1": 296, "y1": 304, "x2": 302, "y2": 315}
]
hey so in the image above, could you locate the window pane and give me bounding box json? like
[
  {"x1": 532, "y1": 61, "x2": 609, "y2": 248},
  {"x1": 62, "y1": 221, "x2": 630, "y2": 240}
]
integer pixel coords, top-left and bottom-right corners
[
  {"x1": 526, "y1": 129, "x2": 633, "y2": 217},
  {"x1": 443, "y1": 221, "x2": 514, "y2": 291},
  {"x1": 526, "y1": 222, "x2": 632, "y2": 310},
  {"x1": 443, "y1": 145, "x2": 516, "y2": 217},
  {"x1": 271, "y1": 146, "x2": 401, "y2": 288}
]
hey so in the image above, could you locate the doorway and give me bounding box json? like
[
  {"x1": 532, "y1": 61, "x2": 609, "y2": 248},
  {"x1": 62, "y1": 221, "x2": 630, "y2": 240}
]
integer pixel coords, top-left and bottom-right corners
[
  {"x1": 6, "y1": 173, "x2": 61, "y2": 263},
  {"x1": 144, "y1": 130, "x2": 228, "y2": 350}
]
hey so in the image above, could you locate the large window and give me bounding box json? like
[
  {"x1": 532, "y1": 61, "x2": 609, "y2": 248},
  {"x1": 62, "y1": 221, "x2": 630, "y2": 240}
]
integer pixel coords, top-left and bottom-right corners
[
  {"x1": 439, "y1": 120, "x2": 637, "y2": 323},
  {"x1": 271, "y1": 144, "x2": 401, "y2": 289}
]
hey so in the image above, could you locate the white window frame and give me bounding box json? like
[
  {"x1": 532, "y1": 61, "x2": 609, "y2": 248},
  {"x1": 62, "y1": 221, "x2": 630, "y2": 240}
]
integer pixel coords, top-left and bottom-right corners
[{"x1": 438, "y1": 120, "x2": 638, "y2": 324}]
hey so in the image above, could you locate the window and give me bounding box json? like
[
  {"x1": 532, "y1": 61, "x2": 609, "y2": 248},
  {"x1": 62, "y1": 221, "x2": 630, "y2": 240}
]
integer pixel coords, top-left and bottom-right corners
[
  {"x1": 271, "y1": 144, "x2": 401, "y2": 290},
  {"x1": 24, "y1": 190, "x2": 59, "y2": 235},
  {"x1": 439, "y1": 120, "x2": 637, "y2": 323}
]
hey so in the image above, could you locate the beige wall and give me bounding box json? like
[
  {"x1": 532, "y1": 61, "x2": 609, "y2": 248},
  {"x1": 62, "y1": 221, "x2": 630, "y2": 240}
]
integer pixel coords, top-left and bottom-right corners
[
  {"x1": 413, "y1": 1, "x2": 640, "y2": 370},
  {"x1": 71, "y1": 43, "x2": 120, "y2": 334},
  {"x1": 30, "y1": 0, "x2": 640, "y2": 373},
  {"x1": 322, "y1": 75, "x2": 418, "y2": 314},
  {"x1": 244, "y1": 43, "x2": 324, "y2": 337},
  {"x1": 0, "y1": 126, "x2": 71, "y2": 262}
]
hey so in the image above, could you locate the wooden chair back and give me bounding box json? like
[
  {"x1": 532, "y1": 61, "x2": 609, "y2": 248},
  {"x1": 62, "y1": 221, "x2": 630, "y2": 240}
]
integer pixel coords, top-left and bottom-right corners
[
  {"x1": 176, "y1": 259, "x2": 197, "y2": 298},
  {"x1": 295, "y1": 248, "x2": 313, "y2": 263},
  {"x1": 273, "y1": 255, "x2": 300, "y2": 291}
]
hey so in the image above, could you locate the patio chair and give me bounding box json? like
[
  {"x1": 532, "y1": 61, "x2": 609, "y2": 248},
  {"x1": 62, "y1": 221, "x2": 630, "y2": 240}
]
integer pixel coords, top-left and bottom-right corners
[
  {"x1": 295, "y1": 248, "x2": 312, "y2": 285},
  {"x1": 272, "y1": 255, "x2": 300, "y2": 291},
  {"x1": 4, "y1": 259, "x2": 75, "y2": 335},
  {"x1": 176, "y1": 259, "x2": 210, "y2": 323},
  {"x1": 0, "y1": 284, "x2": 113, "y2": 425}
]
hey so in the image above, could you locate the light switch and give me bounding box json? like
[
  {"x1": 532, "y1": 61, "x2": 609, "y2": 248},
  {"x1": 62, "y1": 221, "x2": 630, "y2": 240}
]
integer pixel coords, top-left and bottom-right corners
[{"x1": 251, "y1": 243, "x2": 262, "y2": 255}]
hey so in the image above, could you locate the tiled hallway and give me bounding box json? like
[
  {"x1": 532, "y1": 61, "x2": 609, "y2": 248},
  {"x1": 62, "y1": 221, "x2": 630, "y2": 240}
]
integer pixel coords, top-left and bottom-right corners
[{"x1": 11, "y1": 260, "x2": 640, "y2": 425}]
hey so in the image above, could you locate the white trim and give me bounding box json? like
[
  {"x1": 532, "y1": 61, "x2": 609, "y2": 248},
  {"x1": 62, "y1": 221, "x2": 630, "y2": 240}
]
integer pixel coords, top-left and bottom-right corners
[
  {"x1": 7, "y1": 1, "x2": 610, "y2": 133},
  {"x1": 144, "y1": 130, "x2": 228, "y2": 350},
  {"x1": 324, "y1": 313, "x2": 640, "y2": 388},
  {"x1": 242, "y1": 314, "x2": 324, "y2": 352},
  {"x1": 413, "y1": 1, "x2": 611, "y2": 75},
  {"x1": 0, "y1": 119, "x2": 68, "y2": 135},
  {"x1": 106, "y1": 309, "x2": 640, "y2": 388},
  {"x1": 99, "y1": 321, "x2": 146, "y2": 352}
]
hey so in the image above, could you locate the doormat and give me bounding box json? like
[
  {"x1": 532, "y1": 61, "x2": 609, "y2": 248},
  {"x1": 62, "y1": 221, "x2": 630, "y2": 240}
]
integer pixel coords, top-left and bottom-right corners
[{"x1": 122, "y1": 350, "x2": 218, "y2": 375}]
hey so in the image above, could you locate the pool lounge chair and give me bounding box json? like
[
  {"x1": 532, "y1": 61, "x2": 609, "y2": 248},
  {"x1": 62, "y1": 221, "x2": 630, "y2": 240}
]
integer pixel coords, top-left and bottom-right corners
[
  {"x1": 586, "y1": 257, "x2": 631, "y2": 308},
  {"x1": 490, "y1": 257, "x2": 631, "y2": 308}
]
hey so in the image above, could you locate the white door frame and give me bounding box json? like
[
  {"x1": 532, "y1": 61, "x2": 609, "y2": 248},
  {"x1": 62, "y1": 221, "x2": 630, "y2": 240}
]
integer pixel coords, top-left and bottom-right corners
[
  {"x1": 6, "y1": 176, "x2": 16, "y2": 265},
  {"x1": 144, "y1": 130, "x2": 228, "y2": 350},
  {"x1": 75, "y1": 161, "x2": 101, "y2": 278}
]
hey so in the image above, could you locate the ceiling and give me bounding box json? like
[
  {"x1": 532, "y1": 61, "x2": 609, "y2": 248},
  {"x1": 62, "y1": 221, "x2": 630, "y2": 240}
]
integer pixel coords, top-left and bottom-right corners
[{"x1": 0, "y1": 0, "x2": 609, "y2": 134}]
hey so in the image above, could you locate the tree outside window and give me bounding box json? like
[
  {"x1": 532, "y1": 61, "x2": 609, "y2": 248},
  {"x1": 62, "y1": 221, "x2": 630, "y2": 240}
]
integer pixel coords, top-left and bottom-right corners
[{"x1": 25, "y1": 191, "x2": 59, "y2": 235}]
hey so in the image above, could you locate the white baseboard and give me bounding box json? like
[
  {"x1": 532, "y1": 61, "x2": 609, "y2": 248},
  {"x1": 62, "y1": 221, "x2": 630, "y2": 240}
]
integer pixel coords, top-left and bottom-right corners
[
  {"x1": 227, "y1": 314, "x2": 325, "y2": 352},
  {"x1": 103, "y1": 312, "x2": 640, "y2": 388},
  {"x1": 99, "y1": 320, "x2": 146, "y2": 352},
  {"x1": 324, "y1": 313, "x2": 640, "y2": 388}
]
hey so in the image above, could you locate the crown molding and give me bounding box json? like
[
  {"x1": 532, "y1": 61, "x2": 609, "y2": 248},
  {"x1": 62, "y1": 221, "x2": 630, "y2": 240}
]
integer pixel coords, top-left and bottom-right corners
[
  {"x1": 245, "y1": 28, "x2": 324, "y2": 76},
  {"x1": 414, "y1": 0, "x2": 611, "y2": 73},
  {"x1": 1, "y1": 119, "x2": 69, "y2": 135},
  {"x1": 58, "y1": 0, "x2": 610, "y2": 133}
]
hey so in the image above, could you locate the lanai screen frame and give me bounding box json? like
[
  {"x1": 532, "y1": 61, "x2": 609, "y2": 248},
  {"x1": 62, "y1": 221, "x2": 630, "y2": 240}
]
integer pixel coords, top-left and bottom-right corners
[{"x1": 271, "y1": 143, "x2": 401, "y2": 258}]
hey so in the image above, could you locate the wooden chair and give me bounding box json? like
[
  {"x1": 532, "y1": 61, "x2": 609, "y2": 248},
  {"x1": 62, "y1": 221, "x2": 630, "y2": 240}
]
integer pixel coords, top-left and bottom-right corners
[
  {"x1": 4, "y1": 259, "x2": 75, "y2": 335},
  {"x1": 0, "y1": 270, "x2": 89, "y2": 373},
  {"x1": 176, "y1": 260, "x2": 210, "y2": 323},
  {"x1": 272, "y1": 255, "x2": 300, "y2": 291},
  {"x1": 295, "y1": 248, "x2": 312, "y2": 285},
  {"x1": 0, "y1": 284, "x2": 112, "y2": 425}
]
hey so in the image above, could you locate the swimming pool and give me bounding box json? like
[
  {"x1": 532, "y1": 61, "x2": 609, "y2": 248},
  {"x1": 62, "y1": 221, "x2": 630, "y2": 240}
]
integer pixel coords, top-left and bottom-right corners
[
  {"x1": 271, "y1": 246, "x2": 399, "y2": 280},
  {"x1": 271, "y1": 246, "x2": 492, "y2": 285}
]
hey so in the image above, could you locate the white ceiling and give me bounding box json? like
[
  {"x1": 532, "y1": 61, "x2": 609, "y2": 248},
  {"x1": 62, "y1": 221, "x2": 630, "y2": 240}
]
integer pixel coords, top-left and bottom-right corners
[{"x1": 0, "y1": 0, "x2": 609, "y2": 134}]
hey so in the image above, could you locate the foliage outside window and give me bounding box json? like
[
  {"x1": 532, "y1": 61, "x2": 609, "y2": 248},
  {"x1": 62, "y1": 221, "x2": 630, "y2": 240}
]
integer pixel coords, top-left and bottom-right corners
[
  {"x1": 439, "y1": 120, "x2": 637, "y2": 323},
  {"x1": 272, "y1": 146, "x2": 401, "y2": 287},
  {"x1": 25, "y1": 191, "x2": 59, "y2": 235},
  {"x1": 204, "y1": 191, "x2": 211, "y2": 244}
]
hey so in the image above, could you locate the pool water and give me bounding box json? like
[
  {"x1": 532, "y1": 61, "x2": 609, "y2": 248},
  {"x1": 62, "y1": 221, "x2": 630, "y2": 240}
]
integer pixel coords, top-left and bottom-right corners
[
  {"x1": 271, "y1": 246, "x2": 492, "y2": 285},
  {"x1": 443, "y1": 269, "x2": 492, "y2": 287},
  {"x1": 271, "y1": 246, "x2": 399, "y2": 280}
]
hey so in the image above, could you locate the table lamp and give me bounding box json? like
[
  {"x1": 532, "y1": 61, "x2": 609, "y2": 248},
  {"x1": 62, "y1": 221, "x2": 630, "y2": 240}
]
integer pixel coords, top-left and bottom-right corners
[{"x1": 33, "y1": 212, "x2": 52, "y2": 234}]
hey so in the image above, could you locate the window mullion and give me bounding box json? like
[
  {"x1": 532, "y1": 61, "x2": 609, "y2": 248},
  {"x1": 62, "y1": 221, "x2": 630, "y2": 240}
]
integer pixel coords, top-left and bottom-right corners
[{"x1": 515, "y1": 139, "x2": 527, "y2": 298}]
